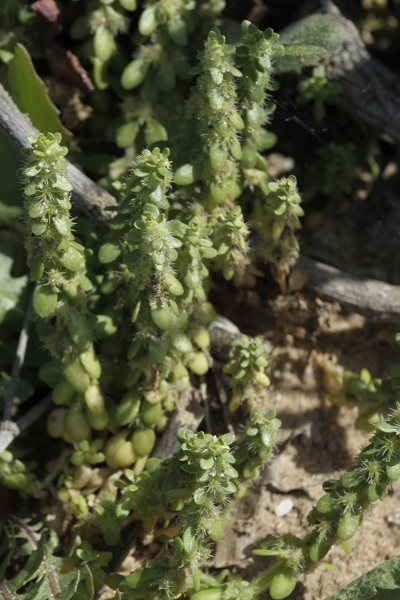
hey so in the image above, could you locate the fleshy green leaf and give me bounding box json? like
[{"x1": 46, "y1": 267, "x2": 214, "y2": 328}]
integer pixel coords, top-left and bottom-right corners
[
  {"x1": 326, "y1": 554, "x2": 400, "y2": 600},
  {"x1": 7, "y1": 534, "x2": 46, "y2": 591},
  {"x1": 7, "y1": 44, "x2": 73, "y2": 146},
  {"x1": 276, "y1": 14, "x2": 348, "y2": 73}
]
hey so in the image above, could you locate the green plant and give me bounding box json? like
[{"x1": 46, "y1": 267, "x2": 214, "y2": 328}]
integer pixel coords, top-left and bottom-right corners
[{"x1": 1, "y1": 3, "x2": 399, "y2": 600}]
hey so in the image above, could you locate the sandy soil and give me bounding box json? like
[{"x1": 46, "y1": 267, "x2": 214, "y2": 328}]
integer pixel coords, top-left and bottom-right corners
[{"x1": 210, "y1": 282, "x2": 400, "y2": 599}]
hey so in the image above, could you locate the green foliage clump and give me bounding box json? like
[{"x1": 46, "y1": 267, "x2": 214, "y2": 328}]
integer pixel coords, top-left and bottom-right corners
[
  {"x1": 4, "y1": 3, "x2": 398, "y2": 600},
  {"x1": 252, "y1": 406, "x2": 400, "y2": 598},
  {"x1": 223, "y1": 335, "x2": 270, "y2": 411}
]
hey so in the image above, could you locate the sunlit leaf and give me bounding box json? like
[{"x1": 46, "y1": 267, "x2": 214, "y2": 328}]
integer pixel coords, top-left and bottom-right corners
[{"x1": 7, "y1": 44, "x2": 73, "y2": 146}]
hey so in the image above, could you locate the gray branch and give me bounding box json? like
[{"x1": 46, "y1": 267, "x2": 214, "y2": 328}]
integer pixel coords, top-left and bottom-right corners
[
  {"x1": 297, "y1": 256, "x2": 400, "y2": 321},
  {"x1": 321, "y1": 1, "x2": 400, "y2": 144}
]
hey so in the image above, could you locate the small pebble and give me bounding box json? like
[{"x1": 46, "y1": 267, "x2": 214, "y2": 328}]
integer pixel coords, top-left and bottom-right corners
[
  {"x1": 387, "y1": 509, "x2": 400, "y2": 526},
  {"x1": 274, "y1": 498, "x2": 294, "y2": 517}
]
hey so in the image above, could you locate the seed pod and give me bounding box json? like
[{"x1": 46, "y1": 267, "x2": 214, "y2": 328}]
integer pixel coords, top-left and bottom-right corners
[
  {"x1": 188, "y1": 352, "x2": 209, "y2": 376},
  {"x1": 28, "y1": 202, "x2": 44, "y2": 219},
  {"x1": 123, "y1": 368, "x2": 141, "y2": 389},
  {"x1": 340, "y1": 468, "x2": 360, "y2": 488},
  {"x1": 193, "y1": 327, "x2": 210, "y2": 349},
  {"x1": 94, "y1": 27, "x2": 115, "y2": 62},
  {"x1": 64, "y1": 404, "x2": 91, "y2": 443},
  {"x1": 316, "y1": 493, "x2": 334, "y2": 514},
  {"x1": 98, "y1": 242, "x2": 121, "y2": 264},
  {"x1": 171, "y1": 332, "x2": 192, "y2": 354},
  {"x1": 184, "y1": 270, "x2": 200, "y2": 290},
  {"x1": 248, "y1": 84, "x2": 264, "y2": 103},
  {"x1": 86, "y1": 409, "x2": 109, "y2": 431},
  {"x1": 59, "y1": 246, "x2": 85, "y2": 272},
  {"x1": 138, "y1": 6, "x2": 157, "y2": 36},
  {"x1": 241, "y1": 140, "x2": 258, "y2": 168},
  {"x1": 116, "y1": 389, "x2": 141, "y2": 426},
  {"x1": 309, "y1": 539, "x2": 331, "y2": 562},
  {"x1": 93, "y1": 56, "x2": 109, "y2": 90},
  {"x1": 30, "y1": 256, "x2": 45, "y2": 280},
  {"x1": 367, "y1": 482, "x2": 385, "y2": 502},
  {"x1": 247, "y1": 103, "x2": 265, "y2": 129},
  {"x1": 140, "y1": 400, "x2": 162, "y2": 427},
  {"x1": 33, "y1": 284, "x2": 58, "y2": 318},
  {"x1": 144, "y1": 118, "x2": 168, "y2": 145},
  {"x1": 174, "y1": 163, "x2": 196, "y2": 186},
  {"x1": 67, "y1": 311, "x2": 92, "y2": 351},
  {"x1": 197, "y1": 302, "x2": 217, "y2": 326},
  {"x1": 269, "y1": 568, "x2": 297, "y2": 600},
  {"x1": 52, "y1": 379, "x2": 76, "y2": 406},
  {"x1": 63, "y1": 357, "x2": 91, "y2": 393},
  {"x1": 105, "y1": 432, "x2": 136, "y2": 469},
  {"x1": 84, "y1": 385, "x2": 105, "y2": 416},
  {"x1": 121, "y1": 58, "x2": 147, "y2": 89},
  {"x1": 386, "y1": 461, "x2": 400, "y2": 481},
  {"x1": 256, "y1": 372, "x2": 270, "y2": 387},
  {"x1": 53, "y1": 214, "x2": 71, "y2": 237},
  {"x1": 131, "y1": 428, "x2": 156, "y2": 456},
  {"x1": 80, "y1": 347, "x2": 101, "y2": 379},
  {"x1": 77, "y1": 274, "x2": 93, "y2": 291},
  {"x1": 230, "y1": 111, "x2": 244, "y2": 130},
  {"x1": 151, "y1": 304, "x2": 174, "y2": 330},
  {"x1": 163, "y1": 272, "x2": 184, "y2": 296},
  {"x1": 39, "y1": 361, "x2": 61, "y2": 386},
  {"x1": 337, "y1": 513, "x2": 360, "y2": 541},
  {"x1": 31, "y1": 220, "x2": 48, "y2": 236},
  {"x1": 242, "y1": 460, "x2": 258, "y2": 480},
  {"x1": 209, "y1": 183, "x2": 227, "y2": 204},
  {"x1": 148, "y1": 339, "x2": 168, "y2": 363},
  {"x1": 230, "y1": 138, "x2": 242, "y2": 161},
  {"x1": 116, "y1": 120, "x2": 140, "y2": 149},
  {"x1": 209, "y1": 144, "x2": 228, "y2": 171},
  {"x1": 47, "y1": 408, "x2": 68, "y2": 438},
  {"x1": 167, "y1": 18, "x2": 187, "y2": 46},
  {"x1": 131, "y1": 300, "x2": 141, "y2": 324}
]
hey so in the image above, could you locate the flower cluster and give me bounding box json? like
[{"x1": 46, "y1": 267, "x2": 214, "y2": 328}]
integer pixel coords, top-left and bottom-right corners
[
  {"x1": 223, "y1": 335, "x2": 270, "y2": 411},
  {"x1": 22, "y1": 133, "x2": 106, "y2": 444}
]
